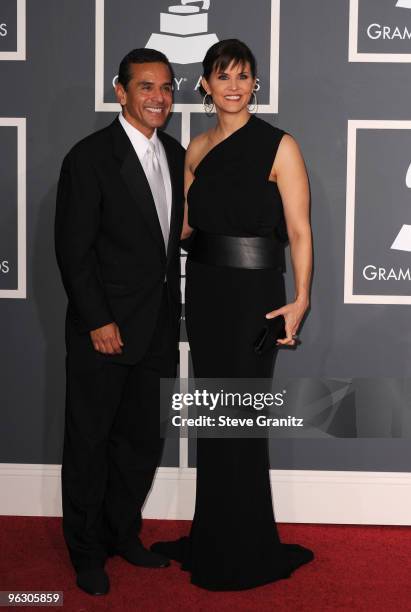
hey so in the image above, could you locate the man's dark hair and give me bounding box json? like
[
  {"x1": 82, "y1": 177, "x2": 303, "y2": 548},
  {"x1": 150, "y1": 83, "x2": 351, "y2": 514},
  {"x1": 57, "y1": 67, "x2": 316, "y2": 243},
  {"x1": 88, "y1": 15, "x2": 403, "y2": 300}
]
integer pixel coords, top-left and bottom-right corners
[
  {"x1": 117, "y1": 48, "x2": 174, "y2": 90},
  {"x1": 202, "y1": 39, "x2": 257, "y2": 83}
]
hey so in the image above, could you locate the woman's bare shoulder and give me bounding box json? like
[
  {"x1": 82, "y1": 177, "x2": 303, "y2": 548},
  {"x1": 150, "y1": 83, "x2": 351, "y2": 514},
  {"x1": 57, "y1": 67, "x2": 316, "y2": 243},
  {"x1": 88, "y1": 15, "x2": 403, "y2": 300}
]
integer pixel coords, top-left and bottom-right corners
[
  {"x1": 186, "y1": 130, "x2": 213, "y2": 172},
  {"x1": 277, "y1": 133, "x2": 302, "y2": 157}
]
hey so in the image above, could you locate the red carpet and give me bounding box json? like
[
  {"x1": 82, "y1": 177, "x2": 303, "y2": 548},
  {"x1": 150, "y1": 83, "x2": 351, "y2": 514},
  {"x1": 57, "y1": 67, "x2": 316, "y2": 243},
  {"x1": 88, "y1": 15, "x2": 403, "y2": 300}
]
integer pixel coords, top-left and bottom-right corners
[{"x1": 0, "y1": 518, "x2": 410, "y2": 611}]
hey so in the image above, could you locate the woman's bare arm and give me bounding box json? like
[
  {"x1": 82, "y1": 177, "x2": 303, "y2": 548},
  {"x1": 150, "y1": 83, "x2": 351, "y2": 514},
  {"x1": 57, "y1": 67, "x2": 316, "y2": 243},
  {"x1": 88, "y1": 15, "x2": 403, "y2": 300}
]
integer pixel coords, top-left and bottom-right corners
[{"x1": 266, "y1": 134, "x2": 312, "y2": 346}]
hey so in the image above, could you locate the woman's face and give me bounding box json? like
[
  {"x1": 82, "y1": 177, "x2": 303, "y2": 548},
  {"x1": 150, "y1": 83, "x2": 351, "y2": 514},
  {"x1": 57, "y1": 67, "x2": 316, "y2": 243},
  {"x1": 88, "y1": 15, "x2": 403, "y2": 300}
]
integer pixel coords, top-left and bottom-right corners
[{"x1": 202, "y1": 60, "x2": 256, "y2": 115}]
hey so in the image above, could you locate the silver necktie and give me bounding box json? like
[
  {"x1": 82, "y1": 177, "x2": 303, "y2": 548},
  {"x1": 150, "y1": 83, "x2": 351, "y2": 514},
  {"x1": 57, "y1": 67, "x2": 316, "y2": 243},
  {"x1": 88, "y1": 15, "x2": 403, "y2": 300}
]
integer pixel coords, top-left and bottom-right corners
[{"x1": 144, "y1": 141, "x2": 169, "y2": 249}]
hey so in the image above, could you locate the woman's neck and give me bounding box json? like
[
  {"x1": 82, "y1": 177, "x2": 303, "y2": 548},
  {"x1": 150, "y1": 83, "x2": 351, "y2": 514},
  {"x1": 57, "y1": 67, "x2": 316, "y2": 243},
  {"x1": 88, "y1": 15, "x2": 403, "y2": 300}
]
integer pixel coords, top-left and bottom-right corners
[{"x1": 214, "y1": 110, "x2": 251, "y2": 139}]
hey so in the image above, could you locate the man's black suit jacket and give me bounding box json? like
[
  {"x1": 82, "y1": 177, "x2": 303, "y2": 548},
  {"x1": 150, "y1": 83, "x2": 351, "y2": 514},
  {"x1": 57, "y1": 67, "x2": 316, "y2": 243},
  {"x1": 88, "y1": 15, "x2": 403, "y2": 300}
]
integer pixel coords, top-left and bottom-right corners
[{"x1": 55, "y1": 117, "x2": 185, "y2": 364}]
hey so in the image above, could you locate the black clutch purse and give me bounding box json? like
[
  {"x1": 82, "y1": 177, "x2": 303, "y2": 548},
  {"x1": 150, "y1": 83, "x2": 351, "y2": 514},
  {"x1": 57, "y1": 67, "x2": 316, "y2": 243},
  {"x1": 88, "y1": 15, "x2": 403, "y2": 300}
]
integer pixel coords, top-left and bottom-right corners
[{"x1": 254, "y1": 316, "x2": 286, "y2": 354}]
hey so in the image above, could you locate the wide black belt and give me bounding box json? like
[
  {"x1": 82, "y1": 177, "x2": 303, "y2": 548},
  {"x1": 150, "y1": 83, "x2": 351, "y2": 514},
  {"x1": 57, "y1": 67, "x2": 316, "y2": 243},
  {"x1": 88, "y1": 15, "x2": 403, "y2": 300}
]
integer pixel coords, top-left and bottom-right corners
[{"x1": 188, "y1": 231, "x2": 285, "y2": 270}]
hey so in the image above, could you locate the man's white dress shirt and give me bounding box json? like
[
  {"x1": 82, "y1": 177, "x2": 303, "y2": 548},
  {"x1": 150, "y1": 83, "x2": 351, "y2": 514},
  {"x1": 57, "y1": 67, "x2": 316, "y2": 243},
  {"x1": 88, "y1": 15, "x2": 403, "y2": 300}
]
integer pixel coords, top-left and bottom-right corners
[{"x1": 118, "y1": 112, "x2": 172, "y2": 235}]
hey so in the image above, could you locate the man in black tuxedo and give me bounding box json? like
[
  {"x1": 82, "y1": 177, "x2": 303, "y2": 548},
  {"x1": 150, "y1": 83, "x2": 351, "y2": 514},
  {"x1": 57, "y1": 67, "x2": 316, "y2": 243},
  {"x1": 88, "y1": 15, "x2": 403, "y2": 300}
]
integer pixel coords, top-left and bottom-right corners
[{"x1": 55, "y1": 48, "x2": 185, "y2": 595}]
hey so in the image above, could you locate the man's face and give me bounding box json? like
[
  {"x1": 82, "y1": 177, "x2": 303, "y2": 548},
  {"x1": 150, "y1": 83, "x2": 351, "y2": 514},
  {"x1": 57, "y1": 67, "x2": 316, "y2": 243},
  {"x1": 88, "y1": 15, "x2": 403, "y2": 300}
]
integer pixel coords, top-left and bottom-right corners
[{"x1": 115, "y1": 62, "x2": 173, "y2": 137}]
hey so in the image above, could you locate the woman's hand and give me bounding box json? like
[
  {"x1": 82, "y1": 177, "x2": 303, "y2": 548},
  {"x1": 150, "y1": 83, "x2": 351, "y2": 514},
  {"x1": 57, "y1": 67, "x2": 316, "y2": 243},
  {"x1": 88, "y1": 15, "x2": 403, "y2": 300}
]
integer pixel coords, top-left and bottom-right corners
[{"x1": 265, "y1": 298, "x2": 309, "y2": 346}]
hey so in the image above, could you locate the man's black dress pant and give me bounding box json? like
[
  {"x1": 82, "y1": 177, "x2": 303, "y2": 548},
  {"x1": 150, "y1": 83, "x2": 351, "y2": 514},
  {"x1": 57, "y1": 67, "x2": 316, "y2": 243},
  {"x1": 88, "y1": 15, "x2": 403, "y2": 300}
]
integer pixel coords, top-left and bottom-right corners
[{"x1": 61, "y1": 289, "x2": 177, "y2": 571}]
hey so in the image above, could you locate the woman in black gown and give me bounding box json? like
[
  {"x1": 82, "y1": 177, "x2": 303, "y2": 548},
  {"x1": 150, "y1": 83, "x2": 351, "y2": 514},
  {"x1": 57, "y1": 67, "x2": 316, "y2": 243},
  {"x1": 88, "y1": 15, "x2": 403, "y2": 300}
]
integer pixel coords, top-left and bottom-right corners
[{"x1": 152, "y1": 39, "x2": 314, "y2": 590}]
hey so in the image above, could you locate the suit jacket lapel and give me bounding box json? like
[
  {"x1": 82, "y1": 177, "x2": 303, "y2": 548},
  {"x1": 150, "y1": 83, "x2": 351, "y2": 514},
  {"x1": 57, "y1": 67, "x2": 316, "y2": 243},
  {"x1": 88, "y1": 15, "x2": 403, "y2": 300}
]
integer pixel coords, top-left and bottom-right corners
[
  {"x1": 158, "y1": 130, "x2": 180, "y2": 263},
  {"x1": 110, "y1": 118, "x2": 166, "y2": 256}
]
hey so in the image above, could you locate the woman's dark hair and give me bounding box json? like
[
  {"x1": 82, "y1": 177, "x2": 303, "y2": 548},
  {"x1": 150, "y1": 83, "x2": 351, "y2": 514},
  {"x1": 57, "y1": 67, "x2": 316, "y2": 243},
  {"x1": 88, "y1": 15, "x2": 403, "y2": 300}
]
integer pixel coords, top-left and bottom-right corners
[
  {"x1": 117, "y1": 48, "x2": 174, "y2": 90},
  {"x1": 202, "y1": 39, "x2": 257, "y2": 88}
]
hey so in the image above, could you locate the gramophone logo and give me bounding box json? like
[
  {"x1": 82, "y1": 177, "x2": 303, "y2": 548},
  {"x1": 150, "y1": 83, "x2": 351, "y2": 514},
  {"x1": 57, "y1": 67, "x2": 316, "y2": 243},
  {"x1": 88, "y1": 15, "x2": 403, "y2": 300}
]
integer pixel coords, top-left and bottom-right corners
[
  {"x1": 95, "y1": 0, "x2": 279, "y2": 114},
  {"x1": 146, "y1": 0, "x2": 219, "y2": 65},
  {"x1": 345, "y1": 121, "x2": 411, "y2": 304},
  {"x1": 390, "y1": 162, "x2": 411, "y2": 252},
  {"x1": 0, "y1": 0, "x2": 25, "y2": 60},
  {"x1": 0, "y1": 118, "x2": 26, "y2": 299},
  {"x1": 349, "y1": 0, "x2": 411, "y2": 62}
]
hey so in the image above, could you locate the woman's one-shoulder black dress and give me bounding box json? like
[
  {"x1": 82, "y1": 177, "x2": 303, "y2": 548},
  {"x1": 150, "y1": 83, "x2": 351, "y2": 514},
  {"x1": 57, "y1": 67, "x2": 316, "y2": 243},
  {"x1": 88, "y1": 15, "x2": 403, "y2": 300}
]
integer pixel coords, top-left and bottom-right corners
[{"x1": 153, "y1": 115, "x2": 314, "y2": 590}]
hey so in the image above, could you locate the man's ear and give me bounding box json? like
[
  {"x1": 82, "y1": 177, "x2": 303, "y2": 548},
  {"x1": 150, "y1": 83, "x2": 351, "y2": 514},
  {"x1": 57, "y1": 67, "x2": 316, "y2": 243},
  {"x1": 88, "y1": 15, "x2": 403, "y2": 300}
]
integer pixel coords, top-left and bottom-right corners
[{"x1": 114, "y1": 82, "x2": 126, "y2": 106}]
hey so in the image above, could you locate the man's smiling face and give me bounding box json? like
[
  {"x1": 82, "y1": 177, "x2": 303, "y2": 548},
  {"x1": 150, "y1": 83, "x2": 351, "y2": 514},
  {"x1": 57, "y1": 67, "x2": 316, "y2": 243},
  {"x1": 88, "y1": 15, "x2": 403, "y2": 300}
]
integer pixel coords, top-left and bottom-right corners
[{"x1": 115, "y1": 62, "x2": 173, "y2": 138}]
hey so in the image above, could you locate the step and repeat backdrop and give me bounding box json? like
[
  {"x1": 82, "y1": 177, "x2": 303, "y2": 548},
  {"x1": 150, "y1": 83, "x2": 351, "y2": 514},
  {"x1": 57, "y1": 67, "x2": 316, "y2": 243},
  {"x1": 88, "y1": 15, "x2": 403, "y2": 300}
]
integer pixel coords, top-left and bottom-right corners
[{"x1": 1, "y1": 0, "x2": 411, "y2": 472}]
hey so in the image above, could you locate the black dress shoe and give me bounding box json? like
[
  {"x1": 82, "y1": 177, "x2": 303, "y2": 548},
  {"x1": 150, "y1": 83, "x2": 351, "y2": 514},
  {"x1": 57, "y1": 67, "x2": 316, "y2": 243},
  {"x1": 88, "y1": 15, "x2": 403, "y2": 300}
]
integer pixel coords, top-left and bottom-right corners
[
  {"x1": 119, "y1": 543, "x2": 170, "y2": 568},
  {"x1": 150, "y1": 537, "x2": 187, "y2": 563},
  {"x1": 76, "y1": 568, "x2": 110, "y2": 595}
]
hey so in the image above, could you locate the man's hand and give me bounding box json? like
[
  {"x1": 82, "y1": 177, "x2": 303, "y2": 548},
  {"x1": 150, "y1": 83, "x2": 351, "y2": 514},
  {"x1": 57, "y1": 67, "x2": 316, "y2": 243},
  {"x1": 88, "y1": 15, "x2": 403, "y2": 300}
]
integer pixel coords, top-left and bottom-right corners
[{"x1": 90, "y1": 322, "x2": 124, "y2": 354}]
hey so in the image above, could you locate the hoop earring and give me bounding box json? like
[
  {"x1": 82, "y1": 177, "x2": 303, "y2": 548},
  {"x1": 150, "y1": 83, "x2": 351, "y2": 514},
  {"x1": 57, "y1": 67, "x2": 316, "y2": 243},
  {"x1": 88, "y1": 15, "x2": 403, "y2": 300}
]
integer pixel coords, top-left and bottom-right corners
[
  {"x1": 203, "y1": 93, "x2": 215, "y2": 117},
  {"x1": 248, "y1": 91, "x2": 258, "y2": 114}
]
